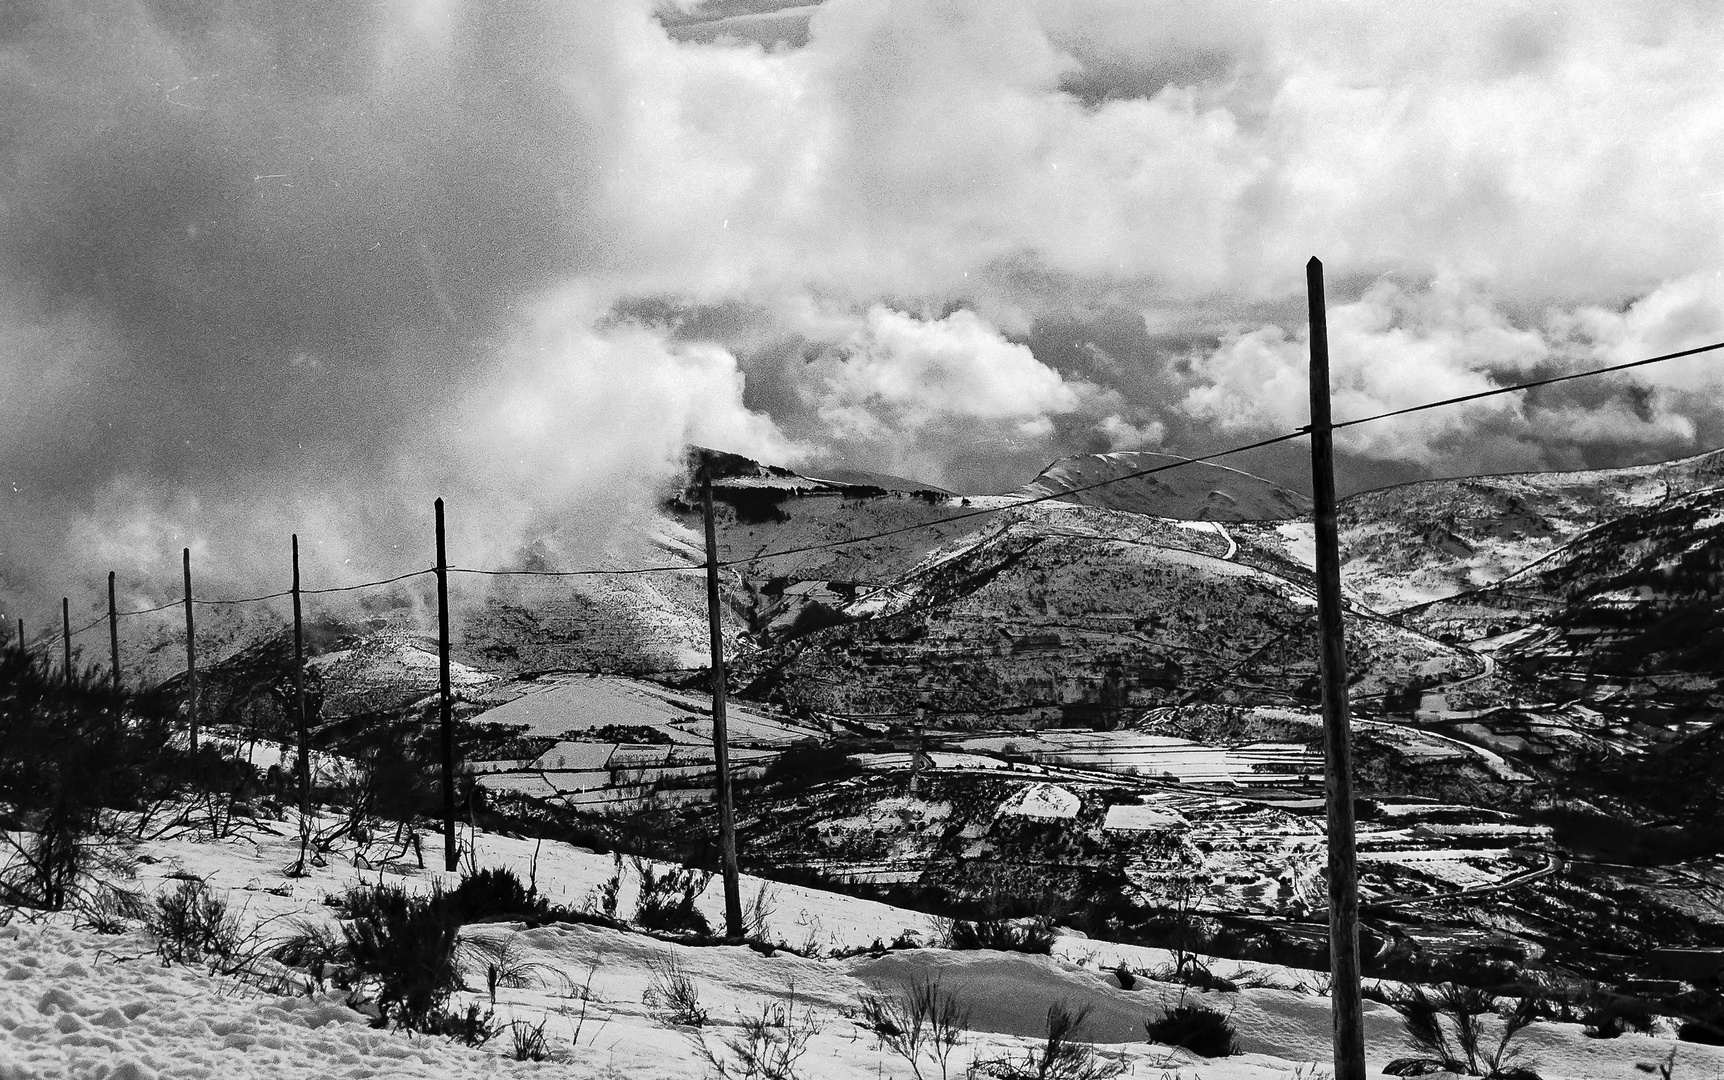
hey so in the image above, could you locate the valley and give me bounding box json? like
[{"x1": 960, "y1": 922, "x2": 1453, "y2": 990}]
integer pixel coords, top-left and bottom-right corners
[{"x1": 163, "y1": 444, "x2": 1724, "y2": 994}]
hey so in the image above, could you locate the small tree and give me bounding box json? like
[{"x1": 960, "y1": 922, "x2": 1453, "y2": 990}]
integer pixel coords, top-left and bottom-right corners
[
  {"x1": 1386, "y1": 983, "x2": 1539, "y2": 1078},
  {"x1": 859, "y1": 975, "x2": 971, "y2": 1080},
  {"x1": 974, "y1": 1002, "x2": 1123, "y2": 1080},
  {"x1": 1140, "y1": 833, "x2": 1212, "y2": 979}
]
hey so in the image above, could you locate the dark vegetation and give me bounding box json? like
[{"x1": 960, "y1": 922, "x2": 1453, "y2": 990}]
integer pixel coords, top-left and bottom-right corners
[
  {"x1": 974, "y1": 1002, "x2": 1125, "y2": 1079},
  {"x1": 1143, "y1": 998, "x2": 1238, "y2": 1058},
  {"x1": 0, "y1": 642, "x2": 262, "y2": 914},
  {"x1": 563, "y1": 723, "x2": 674, "y2": 745},
  {"x1": 1384, "y1": 982, "x2": 1539, "y2": 1079}
]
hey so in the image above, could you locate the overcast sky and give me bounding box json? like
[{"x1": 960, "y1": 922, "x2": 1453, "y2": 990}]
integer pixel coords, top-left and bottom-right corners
[{"x1": 5, "y1": 0, "x2": 1724, "y2": 610}]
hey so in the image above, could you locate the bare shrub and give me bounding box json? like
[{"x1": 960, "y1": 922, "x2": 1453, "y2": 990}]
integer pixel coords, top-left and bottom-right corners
[
  {"x1": 74, "y1": 878, "x2": 148, "y2": 934},
  {"x1": 973, "y1": 1002, "x2": 1125, "y2": 1080},
  {"x1": 944, "y1": 917, "x2": 1054, "y2": 954},
  {"x1": 420, "y1": 1002, "x2": 502, "y2": 1048},
  {"x1": 744, "y1": 881, "x2": 778, "y2": 942},
  {"x1": 340, "y1": 883, "x2": 462, "y2": 1030},
  {"x1": 858, "y1": 974, "x2": 971, "y2": 1080},
  {"x1": 1387, "y1": 983, "x2": 1539, "y2": 1078},
  {"x1": 632, "y1": 858, "x2": 713, "y2": 936},
  {"x1": 464, "y1": 930, "x2": 552, "y2": 1004},
  {"x1": 644, "y1": 955, "x2": 708, "y2": 1027},
  {"x1": 587, "y1": 852, "x2": 624, "y2": 918},
  {"x1": 151, "y1": 878, "x2": 244, "y2": 965},
  {"x1": 269, "y1": 917, "x2": 350, "y2": 992},
  {"x1": 689, "y1": 982, "x2": 824, "y2": 1080},
  {"x1": 509, "y1": 1016, "x2": 551, "y2": 1061},
  {"x1": 1144, "y1": 994, "x2": 1238, "y2": 1057},
  {"x1": 554, "y1": 956, "x2": 608, "y2": 1046}
]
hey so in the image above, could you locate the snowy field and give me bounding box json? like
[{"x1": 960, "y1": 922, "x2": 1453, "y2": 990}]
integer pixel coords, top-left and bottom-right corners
[
  {"x1": 472, "y1": 675, "x2": 822, "y2": 748},
  {"x1": 2, "y1": 810, "x2": 1718, "y2": 1080},
  {"x1": 956, "y1": 731, "x2": 1318, "y2": 786}
]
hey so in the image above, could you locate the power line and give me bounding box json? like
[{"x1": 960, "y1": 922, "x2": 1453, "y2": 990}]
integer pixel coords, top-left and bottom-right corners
[
  {"x1": 450, "y1": 563, "x2": 694, "y2": 579},
  {"x1": 304, "y1": 568, "x2": 435, "y2": 595},
  {"x1": 17, "y1": 334, "x2": 1724, "y2": 613},
  {"x1": 192, "y1": 590, "x2": 293, "y2": 607},
  {"x1": 713, "y1": 338, "x2": 1724, "y2": 569},
  {"x1": 1331, "y1": 339, "x2": 1724, "y2": 432},
  {"x1": 713, "y1": 430, "x2": 1311, "y2": 568},
  {"x1": 121, "y1": 600, "x2": 187, "y2": 617}
]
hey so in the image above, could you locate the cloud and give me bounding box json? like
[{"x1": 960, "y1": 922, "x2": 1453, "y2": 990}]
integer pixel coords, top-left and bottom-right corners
[
  {"x1": 9, "y1": 0, "x2": 1724, "y2": 613},
  {"x1": 811, "y1": 307, "x2": 1080, "y2": 436},
  {"x1": 1182, "y1": 275, "x2": 1724, "y2": 469},
  {"x1": 1096, "y1": 415, "x2": 1166, "y2": 451}
]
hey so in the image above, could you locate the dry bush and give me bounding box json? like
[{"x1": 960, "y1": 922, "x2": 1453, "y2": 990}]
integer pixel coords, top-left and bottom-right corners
[
  {"x1": 972, "y1": 1002, "x2": 1124, "y2": 1080},
  {"x1": 689, "y1": 981, "x2": 824, "y2": 1080},
  {"x1": 644, "y1": 955, "x2": 708, "y2": 1027},
  {"x1": 858, "y1": 974, "x2": 971, "y2": 1080}
]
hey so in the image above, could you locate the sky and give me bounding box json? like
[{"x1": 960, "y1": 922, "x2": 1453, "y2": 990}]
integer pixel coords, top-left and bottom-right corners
[{"x1": 5, "y1": 0, "x2": 1724, "y2": 611}]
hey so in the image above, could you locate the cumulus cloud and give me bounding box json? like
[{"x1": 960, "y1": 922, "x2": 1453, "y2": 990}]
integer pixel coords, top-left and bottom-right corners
[
  {"x1": 1182, "y1": 275, "x2": 1724, "y2": 469},
  {"x1": 811, "y1": 307, "x2": 1080, "y2": 436},
  {"x1": 1097, "y1": 415, "x2": 1167, "y2": 451},
  {"x1": 8, "y1": 0, "x2": 1724, "y2": 613}
]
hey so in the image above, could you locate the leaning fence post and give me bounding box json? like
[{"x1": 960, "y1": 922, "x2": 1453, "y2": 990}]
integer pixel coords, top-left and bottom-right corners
[
  {"x1": 108, "y1": 572, "x2": 121, "y2": 691},
  {"x1": 1307, "y1": 256, "x2": 1366, "y2": 1080},
  {"x1": 699, "y1": 462, "x2": 746, "y2": 940},
  {"x1": 184, "y1": 547, "x2": 198, "y2": 751},
  {"x1": 61, "y1": 597, "x2": 72, "y2": 685},
  {"x1": 292, "y1": 535, "x2": 310, "y2": 819},
  {"x1": 435, "y1": 499, "x2": 457, "y2": 872}
]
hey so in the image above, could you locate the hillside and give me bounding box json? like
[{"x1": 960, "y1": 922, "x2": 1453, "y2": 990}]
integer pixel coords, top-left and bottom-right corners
[
  {"x1": 727, "y1": 503, "x2": 1475, "y2": 724},
  {"x1": 1336, "y1": 447, "x2": 1724, "y2": 612},
  {"x1": 1022, "y1": 450, "x2": 1312, "y2": 521},
  {"x1": 75, "y1": 441, "x2": 1724, "y2": 994}
]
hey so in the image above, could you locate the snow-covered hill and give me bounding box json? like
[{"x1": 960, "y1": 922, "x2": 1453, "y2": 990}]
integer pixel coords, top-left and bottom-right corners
[{"x1": 1023, "y1": 450, "x2": 1312, "y2": 521}]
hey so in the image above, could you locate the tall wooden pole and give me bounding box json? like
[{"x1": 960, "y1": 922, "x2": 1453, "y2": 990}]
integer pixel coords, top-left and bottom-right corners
[
  {"x1": 1307, "y1": 257, "x2": 1365, "y2": 1080},
  {"x1": 108, "y1": 572, "x2": 121, "y2": 692},
  {"x1": 61, "y1": 597, "x2": 72, "y2": 685},
  {"x1": 700, "y1": 464, "x2": 745, "y2": 940},
  {"x1": 435, "y1": 499, "x2": 457, "y2": 872},
  {"x1": 292, "y1": 535, "x2": 310, "y2": 817},
  {"x1": 183, "y1": 547, "x2": 198, "y2": 751}
]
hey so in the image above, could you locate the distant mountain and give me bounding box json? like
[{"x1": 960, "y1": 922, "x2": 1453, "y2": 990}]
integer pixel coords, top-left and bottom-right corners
[
  {"x1": 1022, "y1": 451, "x2": 1311, "y2": 521},
  {"x1": 1404, "y1": 484, "x2": 1724, "y2": 712},
  {"x1": 1337, "y1": 447, "x2": 1724, "y2": 611},
  {"x1": 124, "y1": 442, "x2": 1724, "y2": 748},
  {"x1": 727, "y1": 503, "x2": 1474, "y2": 725}
]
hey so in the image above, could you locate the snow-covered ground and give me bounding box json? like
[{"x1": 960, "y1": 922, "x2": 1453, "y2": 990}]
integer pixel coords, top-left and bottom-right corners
[{"x1": 2, "y1": 811, "x2": 1717, "y2": 1079}]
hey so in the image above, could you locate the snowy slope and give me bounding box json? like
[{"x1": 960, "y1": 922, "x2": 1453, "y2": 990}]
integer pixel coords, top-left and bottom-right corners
[
  {"x1": 1022, "y1": 451, "x2": 1312, "y2": 521},
  {"x1": 3, "y1": 814, "x2": 1716, "y2": 1080}
]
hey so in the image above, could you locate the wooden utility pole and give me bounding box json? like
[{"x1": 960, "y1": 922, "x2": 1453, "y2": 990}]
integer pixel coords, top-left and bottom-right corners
[
  {"x1": 699, "y1": 463, "x2": 745, "y2": 940},
  {"x1": 292, "y1": 535, "x2": 310, "y2": 817},
  {"x1": 108, "y1": 572, "x2": 121, "y2": 691},
  {"x1": 184, "y1": 548, "x2": 198, "y2": 751},
  {"x1": 61, "y1": 597, "x2": 72, "y2": 685},
  {"x1": 1307, "y1": 257, "x2": 1365, "y2": 1080},
  {"x1": 910, "y1": 706, "x2": 926, "y2": 796},
  {"x1": 435, "y1": 499, "x2": 457, "y2": 872}
]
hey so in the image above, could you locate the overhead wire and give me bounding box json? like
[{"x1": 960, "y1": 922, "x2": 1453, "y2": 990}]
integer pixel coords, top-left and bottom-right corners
[
  {"x1": 448, "y1": 334, "x2": 1724, "y2": 574},
  {"x1": 1331, "y1": 339, "x2": 1724, "y2": 432},
  {"x1": 303, "y1": 568, "x2": 436, "y2": 595},
  {"x1": 14, "y1": 334, "x2": 1724, "y2": 628},
  {"x1": 713, "y1": 429, "x2": 1310, "y2": 567},
  {"x1": 449, "y1": 563, "x2": 694, "y2": 579}
]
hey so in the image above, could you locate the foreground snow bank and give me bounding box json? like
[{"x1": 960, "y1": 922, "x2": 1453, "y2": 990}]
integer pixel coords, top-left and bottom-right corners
[
  {"x1": 0, "y1": 924, "x2": 545, "y2": 1080},
  {"x1": 4, "y1": 809, "x2": 1722, "y2": 1079}
]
